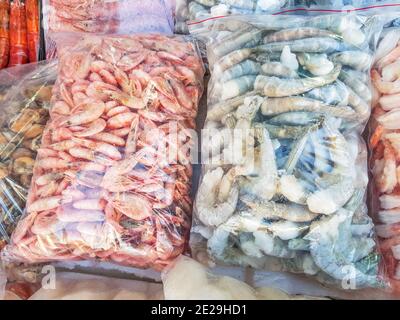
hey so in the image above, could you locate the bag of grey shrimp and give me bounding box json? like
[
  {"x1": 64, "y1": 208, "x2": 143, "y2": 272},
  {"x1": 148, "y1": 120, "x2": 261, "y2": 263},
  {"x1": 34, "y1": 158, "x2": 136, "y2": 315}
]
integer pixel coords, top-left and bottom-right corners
[
  {"x1": 1, "y1": 32, "x2": 206, "y2": 271},
  {"x1": 189, "y1": 13, "x2": 388, "y2": 290}
]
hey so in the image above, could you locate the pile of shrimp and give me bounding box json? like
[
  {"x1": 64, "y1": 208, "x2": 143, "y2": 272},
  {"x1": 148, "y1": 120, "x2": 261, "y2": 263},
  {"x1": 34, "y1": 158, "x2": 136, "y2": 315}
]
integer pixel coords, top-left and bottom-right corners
[
  {"x1": 192, "y1": 14, "x2": 382, "y2": 289},
  {"x1": 370, "y1": 24, "x2": 400, "y2": 294},
  {"x1": 3, "y1": 34, "x2": 204, "y2": 270},
  {"x1": 0, "y1": 0, "x2": 38, "y2": 69}
]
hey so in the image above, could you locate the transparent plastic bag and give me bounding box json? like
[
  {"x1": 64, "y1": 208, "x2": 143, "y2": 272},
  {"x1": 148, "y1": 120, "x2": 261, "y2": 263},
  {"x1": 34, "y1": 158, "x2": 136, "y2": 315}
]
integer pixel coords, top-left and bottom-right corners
[
  {"x1": 369, "y1": 14, "x2": 400, "y2": 295},
  {"x1": 28, "y1": 272, "x2": 163, "y2": 300},
  {"x1": 0, "y1": 61, "x2": 56, "y2": 251},
  {"x1": 43, "y1": 0, "x2": 175, "y2": 59},
  {"x1": 1, "y1": 271, "x2": 162, "y2": 300},
  {"x1": 162, "y1": 255, "x2": 330, "y2": 299},
  {"x1": 0, "y1": 265, "x2": 5, "y2": 299},
  {"x1": 190, "y1": 13, "x2": 384, "y2": 289},
  {"x1": 290, "y1": 0, "x2": 390, "y2": 9},
  {"x1": 175, "y1": 0, "x2": 290, "y2": 34},
  {"x1": 4, "y1": 34, "x2": 205, "y2": 271}
]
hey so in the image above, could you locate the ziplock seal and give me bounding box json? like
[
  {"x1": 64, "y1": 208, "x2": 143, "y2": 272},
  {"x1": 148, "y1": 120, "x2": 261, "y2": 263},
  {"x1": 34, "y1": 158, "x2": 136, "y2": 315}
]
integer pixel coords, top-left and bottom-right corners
[{"x1": 187, "y1": 3, "x2": 400, "y2": 26}]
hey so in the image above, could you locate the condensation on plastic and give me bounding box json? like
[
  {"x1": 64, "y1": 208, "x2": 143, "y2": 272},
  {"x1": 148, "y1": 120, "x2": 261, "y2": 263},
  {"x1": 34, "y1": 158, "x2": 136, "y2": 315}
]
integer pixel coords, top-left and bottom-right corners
[
  {"x1": 42, "y1": 0, "x2": 175, "y2": 59},
  {"x1": 3, "y1": 33, "x2": 205, "y2": 271},
  {"x1": 0, "y1": 61, "x2": 56, "y2": 251},
  {"x1": 162, "y1": 255, "x2": 330, "y2": 299},
  {"x1": 189, "y1": 13, "x2": 385, "y2": 289},
  {"x1": 174, "y1": 0, "x2": 290, "y2": 34},
  {"x1": 369, "y1": 13, "x2": 400, "y2": 295}
]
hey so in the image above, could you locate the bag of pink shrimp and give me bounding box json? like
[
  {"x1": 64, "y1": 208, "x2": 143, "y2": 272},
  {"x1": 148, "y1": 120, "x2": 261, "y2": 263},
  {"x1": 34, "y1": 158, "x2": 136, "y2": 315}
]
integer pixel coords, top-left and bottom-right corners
[
  {"x1": 2, "y1": 33, "x2": 205, "y2": 270},
  {"x1": 43, "y1": 0, "x2": 176, "y2": 59},
  {"x1": 369, "y1": 12, "x2": 400, "y2": 296}
]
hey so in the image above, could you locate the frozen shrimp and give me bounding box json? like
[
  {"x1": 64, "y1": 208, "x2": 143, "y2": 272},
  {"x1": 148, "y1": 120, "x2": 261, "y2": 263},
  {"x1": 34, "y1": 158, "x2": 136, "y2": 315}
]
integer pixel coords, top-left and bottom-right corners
[{"x1": 5, "y1": 34, "x2": 205, "y2": 271}]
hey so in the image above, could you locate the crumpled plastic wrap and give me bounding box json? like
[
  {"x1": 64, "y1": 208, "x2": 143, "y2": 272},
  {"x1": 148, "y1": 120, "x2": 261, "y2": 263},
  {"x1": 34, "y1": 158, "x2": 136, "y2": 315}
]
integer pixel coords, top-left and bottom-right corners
[
  {"x1": 189, "y1": 13, "x2": 384, "y2": 289},
  {"x1": 0, "y1": 61, "x2": 57, "y2": 251},
  {"x1": 3, "y1": 33, "x2": 205, "y2": 271},
  {"x1": 43, "y1": 0, "x2": 175, "y2": 58}
]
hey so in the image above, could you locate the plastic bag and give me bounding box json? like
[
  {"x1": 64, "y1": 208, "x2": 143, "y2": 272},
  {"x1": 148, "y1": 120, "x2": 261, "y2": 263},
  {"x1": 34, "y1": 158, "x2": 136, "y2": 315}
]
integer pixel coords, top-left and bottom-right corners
[
  {"x1": 29, "y1": 273, "x2": 163, "y2": 300},
  {"x1": 0, "y1": 269, "x2": 33, "y2": 301},
  {"x1": 4, "y1": 34, "x2": 205, "y2": 271},
  {"x1": 43, "y1": 0, "x2": 175, "y2": 59},
  {"x1": 189, "y1": 13, "x2": 384, "y2": 289},
  {"x1": 0, "y1": 61, "x2": 56, "y2": 251},
  {"x1": 162, "y1": 255, "x2": 329, "y2": 299},
  {"x1": 291, "y1": 0, "x2": 390, "y2": 9},
  {"x1": 370, "y1": 15, "x2": 400, "y2": 295},
  {"x1": 1, "y1": 272, "x2": 163, "y2": 300},
  {"x1": 175, "y1": 0, "x2": 290, "y2": 34},
  {"x1": 0, "y1": 265, "x2": 5, "y2": 299}
]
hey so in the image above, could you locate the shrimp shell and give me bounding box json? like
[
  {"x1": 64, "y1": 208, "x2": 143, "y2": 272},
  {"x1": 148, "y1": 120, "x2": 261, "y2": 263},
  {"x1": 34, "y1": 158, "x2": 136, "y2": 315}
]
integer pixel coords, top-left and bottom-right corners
[{"x1": 261, "y1": 96, "x2": 356, "y2": 119}]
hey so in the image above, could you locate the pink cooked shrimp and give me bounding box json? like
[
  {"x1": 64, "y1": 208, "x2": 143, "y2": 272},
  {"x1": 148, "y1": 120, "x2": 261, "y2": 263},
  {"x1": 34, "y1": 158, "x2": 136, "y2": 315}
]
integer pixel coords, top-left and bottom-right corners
[
  {"x1": 372, "y1": 69, "x2": 400, "y2": 95},
  {"x1": 74, "y1": 118, "x2": 107, "y2": 137},
  {"x1": 62, "y1": 101, "x2": 106, "y2": 126},
  {"x1": 73, "y1": 137, "x2": 122, "y2": 160},
  {"x1": 91, "y1": 132, "x2": 125, "y2": 146},
  {"x1": 5, "y1": 34, "x2": 204, "y2": 271},
  {"x1": 376, "y1": 141, "x2": 397, "y2": 194},
  {"x1": 28, "y1": 196, "x2": 71, "y2": 213},
  {"x1": 376, "y1": 45, "x2": 400, "y2": 71},
  {"x1": 107, "y1": 112, "x2": 137, "y2": 129}
]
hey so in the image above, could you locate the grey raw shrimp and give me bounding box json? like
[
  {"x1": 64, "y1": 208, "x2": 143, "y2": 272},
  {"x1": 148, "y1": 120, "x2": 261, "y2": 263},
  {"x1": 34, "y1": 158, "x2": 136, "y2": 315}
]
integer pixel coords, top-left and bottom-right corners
[{"x1": 192, "y1": 13, "x2": 381, "y2": 289}]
